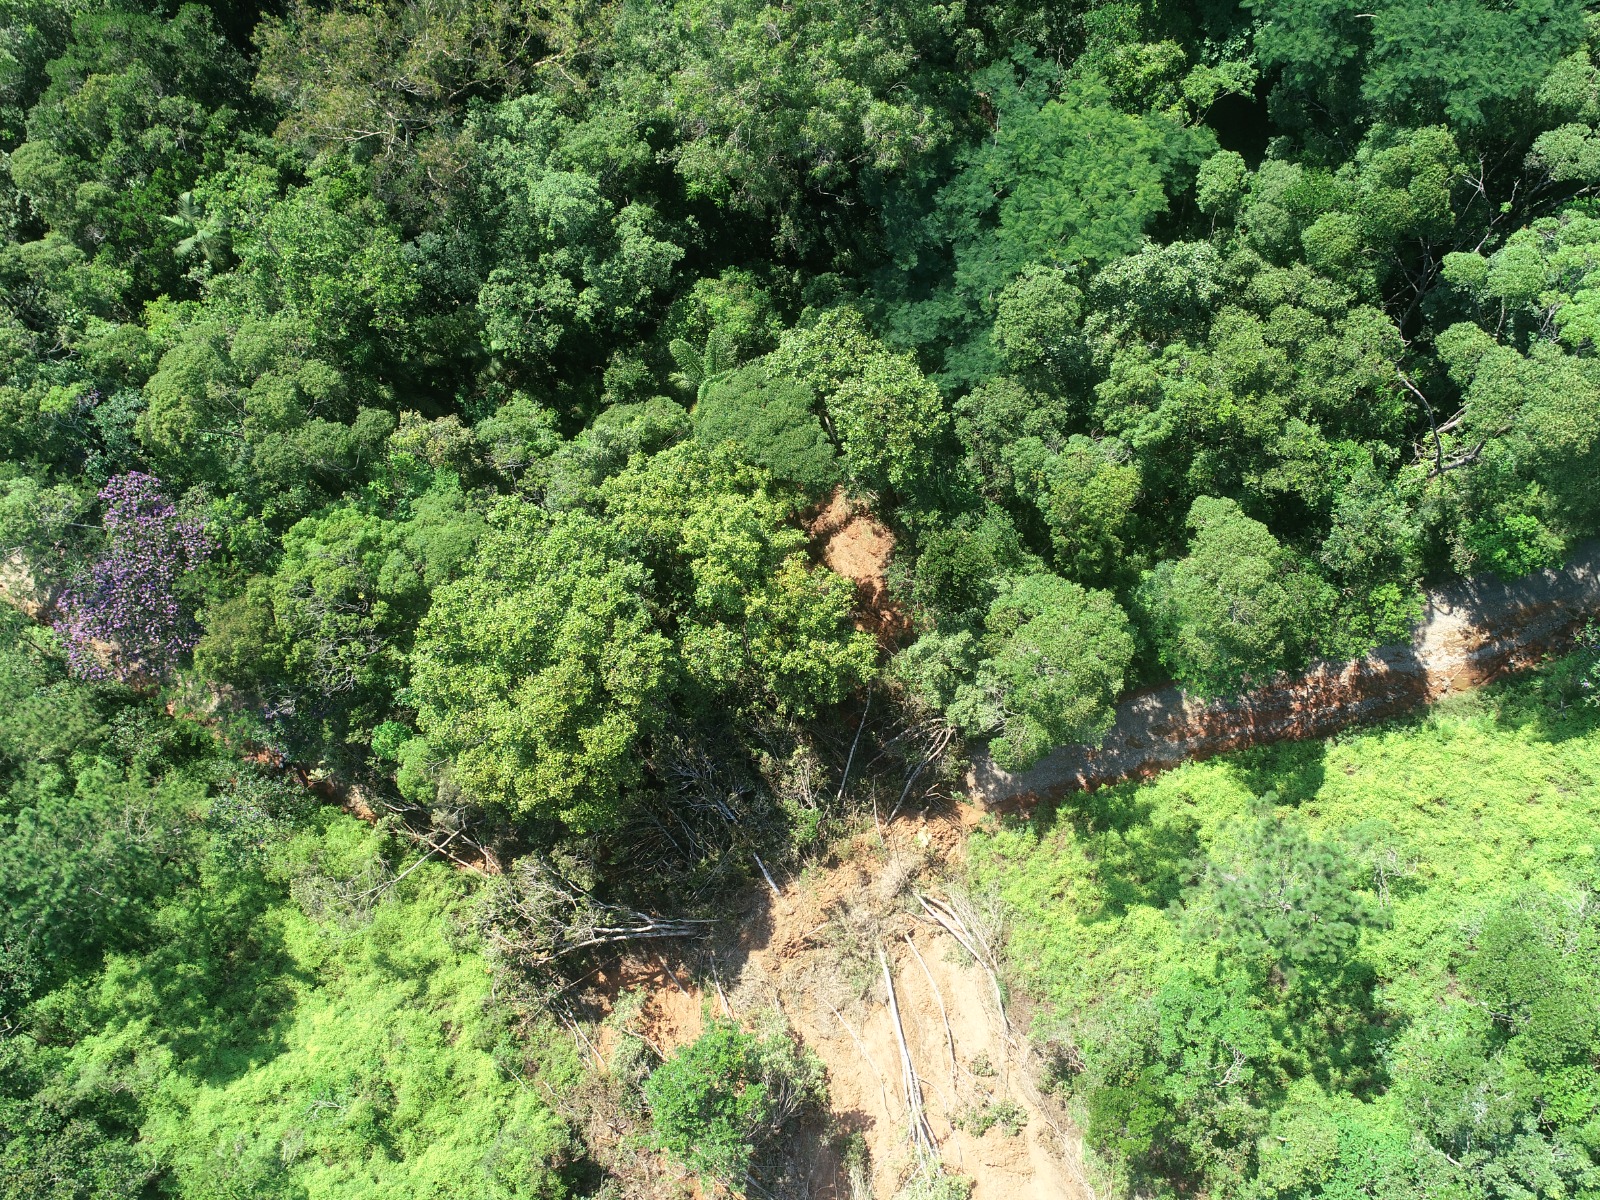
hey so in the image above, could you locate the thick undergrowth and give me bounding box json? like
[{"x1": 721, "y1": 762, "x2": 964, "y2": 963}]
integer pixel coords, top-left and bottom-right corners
[{"x1": 971, "y1": 652, "x2": 1600, "y2": 1198}]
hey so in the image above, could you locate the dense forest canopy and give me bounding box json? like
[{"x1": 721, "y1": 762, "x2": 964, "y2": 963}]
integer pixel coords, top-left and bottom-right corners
[{"x1": 3, "y1": 0, "x2": 1600, "y2": 1193}]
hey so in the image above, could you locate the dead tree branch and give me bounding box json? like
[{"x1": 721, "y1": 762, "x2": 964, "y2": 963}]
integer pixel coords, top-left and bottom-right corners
[{"x1": 880, "y1": 944, "x2": 938, "y2": 1161}]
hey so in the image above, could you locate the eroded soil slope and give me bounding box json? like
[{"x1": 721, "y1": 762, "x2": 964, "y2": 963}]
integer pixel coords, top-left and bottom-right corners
[
  {"x1": 730, "y1": 824, "x2": 1092, "y2": 1200},
  {"x1": 593, "y1": 812, "x2": 1094, "y2": 1199}
]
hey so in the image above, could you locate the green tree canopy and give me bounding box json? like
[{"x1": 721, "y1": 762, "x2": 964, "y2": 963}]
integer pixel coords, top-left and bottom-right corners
[
  {"x1": 1249, "y1": 0, "x2": 1588, "y2": 128},
  {"x1": 471, "y1": 95, "x2": 682, "y2": 375},
  {"x1": 1138, "y1": 496, "x2": 1333, "y2": 696},
  {"x1": 7, "y1": 3, "x2": 253, "y2": 302},
  {"x1": 612, "y1": 0, "x2": 959, "y2": 218},
  {"x1": 599, "y1": 442, "x2": 875, "y2": 715},
  {"x1": 410, "y1": 505, "x2": 671, "y2": 830},
  {"x1": 769, "y1": 308, "x2": 950, "y2": 497},
  {"x1": 410, "y1": 442, "x2": 873, "y2": 828},
  {"x1": 1183, "y1": 808, "x2": 1376, "y2": 978},
  {"x1": 980, "y1": 572, "x2": 1135, "y2": 770},
  {"x1": 881, "y1": 61, "x2": 1215, "y2": 384},
  {"x1": 691, "y1": 360, "x2": 840, "y2": 496},
  {"x1": 1430, "y1": 206, "x2": 1600, "y2": 573}
]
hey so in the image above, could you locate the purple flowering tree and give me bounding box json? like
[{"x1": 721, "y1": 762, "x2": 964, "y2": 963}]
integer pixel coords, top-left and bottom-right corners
[{"x1": 54, "y1": 473, "x2": 214, "y2": 682}]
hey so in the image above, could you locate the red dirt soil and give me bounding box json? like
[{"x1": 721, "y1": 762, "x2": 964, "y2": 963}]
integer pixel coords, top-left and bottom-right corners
[
  {"x1": 728, "y1": 821, "x2": 1095, "y2": 1200},
  {"x1": 808, "y1": 489, "x2": 912, "y2": 648}
]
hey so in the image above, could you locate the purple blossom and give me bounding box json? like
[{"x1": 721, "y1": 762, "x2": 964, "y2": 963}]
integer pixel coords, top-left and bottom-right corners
[{"x1": 54, "y1": 472, "x2": 214, "y2": 682}]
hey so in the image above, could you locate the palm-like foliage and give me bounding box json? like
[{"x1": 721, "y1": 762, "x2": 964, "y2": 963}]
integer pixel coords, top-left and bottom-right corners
[
  {"x1": 164, "y1": 191, "x2": 231, "y2": 266},
  {"x1": 669, "y1": 329, "x2": 738, "y2": 401}
]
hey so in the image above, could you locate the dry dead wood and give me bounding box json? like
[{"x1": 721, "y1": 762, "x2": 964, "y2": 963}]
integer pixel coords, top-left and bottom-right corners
[
  {"x1": 915, "y1": 892, "x2": 1008, "y2": 1036},
  {"x1": 879, "y1": 944, "x2": 937, "y2": 1160},
  {"x1": 904, "y1": 933, "x2": 957, "y2": 1090}
]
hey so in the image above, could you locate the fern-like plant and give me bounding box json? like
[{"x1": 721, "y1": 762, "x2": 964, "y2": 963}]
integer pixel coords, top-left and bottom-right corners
[{"x1": 669, "y1": 329, "x2": 738, "y2": 401}]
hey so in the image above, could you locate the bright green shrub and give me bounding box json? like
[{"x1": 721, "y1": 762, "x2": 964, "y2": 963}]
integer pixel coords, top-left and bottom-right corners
[
  {"x1": 644, "y1": 1016, "x2": 826, "y2": 1185},
  {"x1": 971, "y1": 659, "x2": 1600, "y2": 1196}
]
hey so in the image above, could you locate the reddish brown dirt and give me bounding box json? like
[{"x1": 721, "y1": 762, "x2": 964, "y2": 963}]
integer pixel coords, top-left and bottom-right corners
[
  {"x1": 592, "y1": 958, "x2": 706, "y2": 1065},
  {"x1": 808, "y1": 489, "x2": 912, "y2": 648},
  {"x1": 726, "y1": 820, "x2": 1094, "y2": 1199},
  {"x1": 970, "y1": 541, "x2": 1600, "y2": 809}
]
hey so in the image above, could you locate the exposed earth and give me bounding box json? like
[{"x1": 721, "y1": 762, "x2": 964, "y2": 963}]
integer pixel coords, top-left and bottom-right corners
[
  {"x1": 809, "y1": 489, "x2": 912, "y2": 648},
  {"x1": 593, "y1": 815, "x2": 1095, "y2": 1199}
]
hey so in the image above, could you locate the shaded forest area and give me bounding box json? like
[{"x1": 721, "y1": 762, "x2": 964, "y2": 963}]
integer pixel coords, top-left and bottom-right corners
[{"x1": 4, "y1": 0, "x2": 1600, "y2": 1194}]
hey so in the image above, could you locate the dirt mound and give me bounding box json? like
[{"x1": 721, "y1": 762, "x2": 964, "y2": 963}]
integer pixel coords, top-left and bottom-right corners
[
  {"x1": 808, "y1": 489, "x2": 912, "y2": 648},
  {"x1": 592, "y1": 958, "x2": 706, "y2": 1065},
  {"x1": 970, "y1": 541, "x2": 1600, "y2": 808}
]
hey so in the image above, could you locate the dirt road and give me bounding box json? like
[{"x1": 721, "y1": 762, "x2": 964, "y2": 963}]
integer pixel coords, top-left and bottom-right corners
[{"x1": 968, "y1": 542, "x2": 1600, "y2": 807}]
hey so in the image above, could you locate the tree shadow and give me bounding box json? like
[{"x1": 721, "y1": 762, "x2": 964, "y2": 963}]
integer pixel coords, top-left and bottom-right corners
[
  {"x1": 1224, "y1": 740, "x2": 1329, "y2": 807},
  {"x1": 1028, "y1": 783, "x2": 1202, "y2": 922}
]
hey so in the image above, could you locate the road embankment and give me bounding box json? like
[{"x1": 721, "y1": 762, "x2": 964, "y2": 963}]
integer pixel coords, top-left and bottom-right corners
[{"x1": 968, "y1": 543, "x2": 1600, "y2": 807}]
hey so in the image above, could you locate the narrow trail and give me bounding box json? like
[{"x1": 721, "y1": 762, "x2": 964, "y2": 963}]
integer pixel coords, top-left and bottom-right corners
[{"x1": 968, "y1": 543, "x2": 1600, "y2": 808}]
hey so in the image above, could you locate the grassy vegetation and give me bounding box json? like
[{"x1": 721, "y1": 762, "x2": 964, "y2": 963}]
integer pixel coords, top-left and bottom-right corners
[
  {"x1": 971, "y1": 654, "x2": 1600, "y2": 1196},
  {"x1": 127, "y1": 820, "x2": 579, "y2": 1200},
  {"x1": 5, "y1": 798, "x2": 583, "y2": 1200}
]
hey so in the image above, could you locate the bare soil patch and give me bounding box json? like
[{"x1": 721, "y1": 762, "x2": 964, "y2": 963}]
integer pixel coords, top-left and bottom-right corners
[
  {"x1": 592, "y1": 957, "x2": 706, "y2": 1064},
  {"x1": 580, "y1": 805, "x2": 1095, "y2": 1198},
  {"x1": 722, "y1": 817, "x2": 1093, "y2": 1199},
  {"x1": 808, "y1": 489, "x2": 912, "y2": 649}
]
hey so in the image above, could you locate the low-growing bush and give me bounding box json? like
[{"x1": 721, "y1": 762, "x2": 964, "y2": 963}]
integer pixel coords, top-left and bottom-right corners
[{"x1": 643, "y1": 1013, "x2": 826, "y2": 1186}]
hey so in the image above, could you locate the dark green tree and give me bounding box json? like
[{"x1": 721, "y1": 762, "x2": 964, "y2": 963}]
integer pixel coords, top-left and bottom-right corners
[
  {"x1": 1139, "y1": 497, "x2": 1334, "y2": 696},
  {"x1": 692, "y1": 361, "x2": 840, "y2": 496},
  {"x1": 1248, "y1": 0, "x2": 1587, "y2": 128}
]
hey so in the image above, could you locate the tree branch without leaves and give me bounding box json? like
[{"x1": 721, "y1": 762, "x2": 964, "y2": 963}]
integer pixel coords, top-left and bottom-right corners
[{"x1": 478, "y1": 854, "x2": 712, "y2": 992}]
